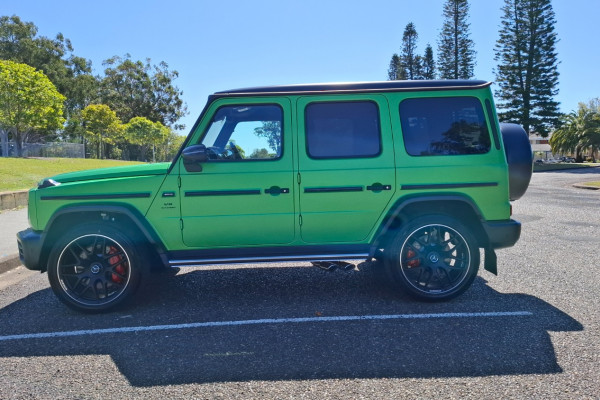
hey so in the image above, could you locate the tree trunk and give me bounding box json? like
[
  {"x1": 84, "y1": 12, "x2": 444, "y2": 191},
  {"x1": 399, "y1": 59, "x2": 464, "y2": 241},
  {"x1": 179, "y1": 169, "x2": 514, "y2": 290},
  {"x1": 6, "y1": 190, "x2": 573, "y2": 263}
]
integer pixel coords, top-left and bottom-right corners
[
  {"x1": 14, "y1": 130, "x2": 23, "y2": 157},
  {"x1": 0, "y1": 129, "x2": 8, "y2": 157}
]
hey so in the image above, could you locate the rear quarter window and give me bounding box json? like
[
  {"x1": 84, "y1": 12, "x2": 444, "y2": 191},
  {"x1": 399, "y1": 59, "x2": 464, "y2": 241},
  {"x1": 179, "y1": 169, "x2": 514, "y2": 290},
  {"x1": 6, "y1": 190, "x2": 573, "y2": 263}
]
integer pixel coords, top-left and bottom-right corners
[{"x1": 399, "y1": 97, "x2": 491, "y2": 156}]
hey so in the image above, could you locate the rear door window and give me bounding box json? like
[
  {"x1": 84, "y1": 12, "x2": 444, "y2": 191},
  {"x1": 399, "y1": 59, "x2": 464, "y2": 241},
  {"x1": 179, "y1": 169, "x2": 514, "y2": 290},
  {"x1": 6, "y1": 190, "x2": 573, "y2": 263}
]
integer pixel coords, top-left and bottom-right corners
[{"x1": 305, "y1": 101, "x2": 381, "y2": 159}]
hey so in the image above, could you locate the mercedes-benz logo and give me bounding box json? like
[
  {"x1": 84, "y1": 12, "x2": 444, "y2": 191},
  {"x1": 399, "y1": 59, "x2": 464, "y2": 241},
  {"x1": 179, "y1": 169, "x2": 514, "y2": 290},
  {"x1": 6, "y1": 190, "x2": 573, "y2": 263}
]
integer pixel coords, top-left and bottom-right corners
[
  {"x1": 428, "y1": 253, "x2": 440, "y2": 263},
  {"x1": 90, "y1": 263, "x2": 102, "y2": 274}
]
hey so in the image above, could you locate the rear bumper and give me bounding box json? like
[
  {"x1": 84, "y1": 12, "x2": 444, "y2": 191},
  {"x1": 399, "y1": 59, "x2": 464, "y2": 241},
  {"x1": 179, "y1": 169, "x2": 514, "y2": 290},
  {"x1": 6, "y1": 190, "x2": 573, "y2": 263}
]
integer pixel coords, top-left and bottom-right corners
[
  {"x1": 16, "y1": 228, "x2": 44, "y2": 271},
  {"x1": 483, "y1": 219, "x2": 521, "y2": 249}
]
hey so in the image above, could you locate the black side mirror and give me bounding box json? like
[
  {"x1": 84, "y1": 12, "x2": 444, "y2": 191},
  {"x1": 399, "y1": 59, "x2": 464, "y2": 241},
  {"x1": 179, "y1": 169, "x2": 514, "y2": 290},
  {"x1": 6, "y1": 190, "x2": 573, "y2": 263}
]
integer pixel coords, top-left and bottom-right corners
[{"x1": 182, "y1": 144, "x2": 208, "y2": 172}]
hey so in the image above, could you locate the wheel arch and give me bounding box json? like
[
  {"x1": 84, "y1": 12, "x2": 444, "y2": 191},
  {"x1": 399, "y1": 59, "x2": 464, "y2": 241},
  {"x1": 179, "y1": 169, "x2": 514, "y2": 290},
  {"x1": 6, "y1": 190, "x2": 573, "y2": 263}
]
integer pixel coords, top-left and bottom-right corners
[
  {"x1": 370, "y1": 194, "x2": 489, "y2": 257},
  {"x1": 38, "y1": 204, "x2": 168, "y2": 272}
]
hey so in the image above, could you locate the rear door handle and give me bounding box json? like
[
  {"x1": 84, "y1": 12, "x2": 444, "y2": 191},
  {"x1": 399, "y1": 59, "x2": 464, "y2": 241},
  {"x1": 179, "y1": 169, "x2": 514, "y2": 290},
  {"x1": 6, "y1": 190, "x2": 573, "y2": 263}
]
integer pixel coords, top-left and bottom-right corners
[{"x1": 265, "y1": 186, "x2": 290, "y2": 195}]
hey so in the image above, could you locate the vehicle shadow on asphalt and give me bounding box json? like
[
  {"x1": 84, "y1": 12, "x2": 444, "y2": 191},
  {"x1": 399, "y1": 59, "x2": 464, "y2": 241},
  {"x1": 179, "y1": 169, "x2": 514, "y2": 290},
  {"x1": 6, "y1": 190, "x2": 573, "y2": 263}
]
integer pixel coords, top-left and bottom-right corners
[{"x1": 0, "y1": 262, "x2": 583, "y2": 386}]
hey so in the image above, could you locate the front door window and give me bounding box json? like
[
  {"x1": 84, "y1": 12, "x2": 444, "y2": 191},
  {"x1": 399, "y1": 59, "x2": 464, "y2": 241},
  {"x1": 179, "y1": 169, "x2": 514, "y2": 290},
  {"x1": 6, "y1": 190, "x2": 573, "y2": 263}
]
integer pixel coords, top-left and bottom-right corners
[{"x1": 200, "y1": 105, "x2": 283, "y2": 161}]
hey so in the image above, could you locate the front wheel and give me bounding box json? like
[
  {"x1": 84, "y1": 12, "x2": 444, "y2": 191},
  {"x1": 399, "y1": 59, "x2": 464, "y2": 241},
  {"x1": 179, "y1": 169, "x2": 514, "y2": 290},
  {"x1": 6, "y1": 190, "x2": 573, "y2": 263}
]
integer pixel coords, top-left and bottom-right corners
[
  {"x1": 47, "y1": 224, "x2": 142, "y2": 313},
  {"x1": 385, "y1": 215, "x2": 479, "y2": 301}
]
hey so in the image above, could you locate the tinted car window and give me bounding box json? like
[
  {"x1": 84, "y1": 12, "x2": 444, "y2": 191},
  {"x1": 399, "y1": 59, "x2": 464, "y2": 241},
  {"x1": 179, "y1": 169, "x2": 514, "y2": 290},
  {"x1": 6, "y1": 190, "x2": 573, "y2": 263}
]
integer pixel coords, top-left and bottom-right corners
[
  {"x1": 305, "y1": 101, "x2": 381, "y2": 159},
  {"x1": 399, "y1": 97, "x2": 491, "y2": 156}
]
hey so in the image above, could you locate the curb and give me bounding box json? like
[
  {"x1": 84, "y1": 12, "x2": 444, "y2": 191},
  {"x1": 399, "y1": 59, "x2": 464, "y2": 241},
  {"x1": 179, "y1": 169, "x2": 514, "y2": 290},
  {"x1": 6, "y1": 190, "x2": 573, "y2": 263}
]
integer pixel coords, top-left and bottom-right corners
[
  {"x1": 0, "y1": 254, "x2": 21, "y2": 275},
  {"x1": 0, "y1": 190, "x2": 28, "y2": 211},
  {"x1": 573, "y1": 184, "x2": 600, "y2": 190}
]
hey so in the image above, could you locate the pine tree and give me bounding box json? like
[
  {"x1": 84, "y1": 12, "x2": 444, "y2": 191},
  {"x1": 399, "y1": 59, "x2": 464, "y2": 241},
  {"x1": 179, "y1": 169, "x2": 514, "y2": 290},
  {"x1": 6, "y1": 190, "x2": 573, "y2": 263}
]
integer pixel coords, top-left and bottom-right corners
[
  {"x1": 401, "y1": 22, "x2": 421, "y2": 80},
  {"x1": 422, "y1": 45, "x2": 436, "y2": 79},
  {"x1": 437, "y1": 0, "x2": 476, "y2": 79},
  {"x1": 494, "y1": 0, "x2": 560, "y2": 136},
  {"x1": 387, "y1": 54, "x2": 402, "y2": 80}
]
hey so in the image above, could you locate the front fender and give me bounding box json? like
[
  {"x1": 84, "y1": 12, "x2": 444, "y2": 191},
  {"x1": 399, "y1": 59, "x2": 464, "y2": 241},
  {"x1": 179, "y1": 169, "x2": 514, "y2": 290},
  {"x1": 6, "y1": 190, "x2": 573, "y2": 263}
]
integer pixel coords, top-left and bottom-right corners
[{"x1": 32, "y1": 204, "x2": 167, "y2": 272}]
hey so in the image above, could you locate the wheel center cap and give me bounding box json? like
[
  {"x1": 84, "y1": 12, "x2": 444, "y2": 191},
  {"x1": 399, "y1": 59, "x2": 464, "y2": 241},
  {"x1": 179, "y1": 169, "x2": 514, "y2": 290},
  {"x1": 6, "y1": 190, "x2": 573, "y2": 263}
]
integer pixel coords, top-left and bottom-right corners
[
  {"x1": 428, "y1": 253, "x2": 440, "y2": 263},
  {"x1": 90, "y1": 263, "x2": 102, "y2": 274}
]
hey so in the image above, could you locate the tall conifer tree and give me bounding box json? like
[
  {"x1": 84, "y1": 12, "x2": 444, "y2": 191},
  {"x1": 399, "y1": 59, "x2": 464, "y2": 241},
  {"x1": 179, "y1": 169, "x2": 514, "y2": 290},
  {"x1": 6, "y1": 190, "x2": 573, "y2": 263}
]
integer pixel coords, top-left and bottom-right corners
[
  {"x1": 387, "y1": 54, "x2": 403, "y2": 80},
  {"x1": 438, "y1": 0, "x2": 476, "y2": 79},
  {"x1": 422, "y1": 45, "x2": 436, "y2": 79},
  {"x1": 494, "y1": 0, "x2": 560, "y2": 136},
  {"x1": 401, "y1": 22, "x2": 421, "y2": 80}
]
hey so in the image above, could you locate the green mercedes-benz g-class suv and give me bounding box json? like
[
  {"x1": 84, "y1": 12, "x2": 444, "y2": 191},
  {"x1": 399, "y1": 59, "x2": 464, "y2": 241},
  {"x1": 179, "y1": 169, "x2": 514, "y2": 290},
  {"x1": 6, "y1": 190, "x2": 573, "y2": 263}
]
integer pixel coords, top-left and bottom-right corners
[{"x1": 17, "y1": 80, "x2": 533, "y2": 312}]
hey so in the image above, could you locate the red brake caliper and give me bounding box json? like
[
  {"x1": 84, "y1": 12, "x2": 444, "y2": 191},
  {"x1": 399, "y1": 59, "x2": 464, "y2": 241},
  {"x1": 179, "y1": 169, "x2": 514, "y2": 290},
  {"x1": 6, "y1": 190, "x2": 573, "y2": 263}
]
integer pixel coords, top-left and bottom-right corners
[
  {"x1": 108, "y1": 246, "x2": 127, "y2": 283},
  {"x1": 406, "y1": 249, "x2": 420, "y2": 268}
]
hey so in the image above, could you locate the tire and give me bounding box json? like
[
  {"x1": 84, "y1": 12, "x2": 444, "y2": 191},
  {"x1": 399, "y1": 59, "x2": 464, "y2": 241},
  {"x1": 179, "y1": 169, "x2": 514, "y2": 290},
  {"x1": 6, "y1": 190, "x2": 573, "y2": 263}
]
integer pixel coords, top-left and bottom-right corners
[
  {"x1": 47, "y1": 224, "x2": 142, "y2": 313},
  {"x1": 384, "y1": 215, "x2": 479, "y2": 301}
]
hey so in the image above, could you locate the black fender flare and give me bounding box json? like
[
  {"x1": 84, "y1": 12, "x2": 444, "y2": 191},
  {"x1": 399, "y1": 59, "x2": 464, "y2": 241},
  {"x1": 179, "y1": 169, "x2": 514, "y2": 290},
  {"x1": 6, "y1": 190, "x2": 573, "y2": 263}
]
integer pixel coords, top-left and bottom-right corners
[
  {"x1": 38, "y1": 203, "x2": 168, "y2": 272},
  {"x1": 369, "y1": 194, "x2": 487, "y2": 258}
]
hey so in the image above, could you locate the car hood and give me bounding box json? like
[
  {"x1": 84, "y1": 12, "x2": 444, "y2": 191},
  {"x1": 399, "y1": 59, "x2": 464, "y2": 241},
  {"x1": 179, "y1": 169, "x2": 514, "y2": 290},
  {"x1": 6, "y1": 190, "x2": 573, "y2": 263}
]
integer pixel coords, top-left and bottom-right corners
[{"x1": 47, "y1": 162, "x2": 171, "y2": 184}]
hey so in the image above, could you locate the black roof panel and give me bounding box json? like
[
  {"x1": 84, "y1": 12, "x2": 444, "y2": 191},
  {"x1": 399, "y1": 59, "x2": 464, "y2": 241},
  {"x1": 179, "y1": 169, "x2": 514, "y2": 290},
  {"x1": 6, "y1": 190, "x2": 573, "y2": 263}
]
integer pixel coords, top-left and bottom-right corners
[{"x1": 214, "y1": 80, "x2": 491, "y2": 96}]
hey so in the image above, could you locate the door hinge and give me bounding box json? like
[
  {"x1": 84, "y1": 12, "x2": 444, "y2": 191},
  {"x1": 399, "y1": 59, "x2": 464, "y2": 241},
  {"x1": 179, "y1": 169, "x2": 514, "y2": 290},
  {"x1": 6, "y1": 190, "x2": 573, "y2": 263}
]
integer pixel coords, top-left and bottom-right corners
[
  {"x1": 179, "y1": 219, "x2": 184, "y2": 230},
  {"x1": 297, "y1": 172, "x2": 301, "y2": 185},
  {"x1": 299, "y1": 214, "x2": 303, "y2": 226},
  {"x1": 177, "y1": 176, "x2": 182, "y2": 188}
]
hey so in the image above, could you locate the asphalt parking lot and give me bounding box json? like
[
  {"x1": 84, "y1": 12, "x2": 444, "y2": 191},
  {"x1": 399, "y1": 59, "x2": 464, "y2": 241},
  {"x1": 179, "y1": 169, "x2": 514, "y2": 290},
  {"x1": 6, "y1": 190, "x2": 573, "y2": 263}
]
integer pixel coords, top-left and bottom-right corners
[{"x1": 0, "y1": 168, "x2": 598, "y2": 399}]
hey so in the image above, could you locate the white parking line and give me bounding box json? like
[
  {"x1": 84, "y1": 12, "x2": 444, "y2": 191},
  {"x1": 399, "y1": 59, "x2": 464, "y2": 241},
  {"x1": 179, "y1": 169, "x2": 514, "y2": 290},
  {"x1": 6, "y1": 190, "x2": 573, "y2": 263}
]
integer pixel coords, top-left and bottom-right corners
[{"x1": 0, "y1": 311, "x2": 532, "y2": 342}]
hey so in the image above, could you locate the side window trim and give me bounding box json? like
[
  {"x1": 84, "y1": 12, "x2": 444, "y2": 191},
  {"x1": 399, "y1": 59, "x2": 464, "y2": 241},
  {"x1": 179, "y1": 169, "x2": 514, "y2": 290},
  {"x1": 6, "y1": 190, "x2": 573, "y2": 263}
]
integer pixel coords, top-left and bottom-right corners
[{"x1": 485, "y1": 99, "x2": 501, "y2": 150}]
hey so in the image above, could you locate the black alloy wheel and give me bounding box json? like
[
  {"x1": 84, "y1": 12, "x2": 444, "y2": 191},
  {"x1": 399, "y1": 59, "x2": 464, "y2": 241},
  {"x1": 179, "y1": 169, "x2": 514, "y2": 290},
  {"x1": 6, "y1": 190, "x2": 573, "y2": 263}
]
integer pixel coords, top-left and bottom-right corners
[
  {"x1": 386, "y1": 215, "x2": 479, "y2": 301},
  {"x1": 48, "y1": 225, "x2": 142, "y2": 312}
]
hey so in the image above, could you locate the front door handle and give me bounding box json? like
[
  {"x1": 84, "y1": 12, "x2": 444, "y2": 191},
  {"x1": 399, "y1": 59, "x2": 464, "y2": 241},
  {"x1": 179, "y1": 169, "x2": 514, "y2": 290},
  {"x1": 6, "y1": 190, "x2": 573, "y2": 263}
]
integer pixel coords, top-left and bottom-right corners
[{"x1": 367, "y1": 183, "x2": 392, "y2": 192}]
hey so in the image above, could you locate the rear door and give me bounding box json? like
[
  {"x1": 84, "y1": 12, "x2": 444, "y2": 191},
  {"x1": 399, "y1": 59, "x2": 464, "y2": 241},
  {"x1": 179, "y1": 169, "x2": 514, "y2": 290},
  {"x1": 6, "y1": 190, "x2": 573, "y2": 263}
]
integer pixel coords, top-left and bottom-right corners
[{"x1": 296, "y1": 95, "x2": 396, "y2": 243}]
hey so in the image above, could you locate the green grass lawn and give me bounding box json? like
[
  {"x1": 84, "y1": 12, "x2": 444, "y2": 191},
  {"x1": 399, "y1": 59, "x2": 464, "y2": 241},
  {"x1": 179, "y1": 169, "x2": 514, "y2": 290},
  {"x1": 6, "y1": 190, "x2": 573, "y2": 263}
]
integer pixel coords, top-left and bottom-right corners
[
  {"x1": 581, "y1": 181, "x2": 600, "y2": 188},
  {"x1": 0, "y1": 158, "x2": 143, "y2": 192}
]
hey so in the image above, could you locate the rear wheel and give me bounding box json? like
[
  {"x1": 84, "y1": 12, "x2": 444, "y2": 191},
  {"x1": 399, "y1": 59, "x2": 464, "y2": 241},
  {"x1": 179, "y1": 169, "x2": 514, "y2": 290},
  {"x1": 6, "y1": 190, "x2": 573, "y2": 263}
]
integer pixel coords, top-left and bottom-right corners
[
  {"x1": 47, "y1": 224, "x2": 142, "y2": 313},
  {"x1": 385, "y1": 215, "x2": 479, "y2": 301}
]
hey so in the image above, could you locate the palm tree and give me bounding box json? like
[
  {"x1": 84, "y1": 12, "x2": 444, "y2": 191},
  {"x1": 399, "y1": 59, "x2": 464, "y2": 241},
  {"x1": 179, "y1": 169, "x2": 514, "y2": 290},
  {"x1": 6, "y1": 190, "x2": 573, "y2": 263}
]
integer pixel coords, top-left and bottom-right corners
[{"x1": 550, "y1": 104, "x2": 600, "y2": 162}]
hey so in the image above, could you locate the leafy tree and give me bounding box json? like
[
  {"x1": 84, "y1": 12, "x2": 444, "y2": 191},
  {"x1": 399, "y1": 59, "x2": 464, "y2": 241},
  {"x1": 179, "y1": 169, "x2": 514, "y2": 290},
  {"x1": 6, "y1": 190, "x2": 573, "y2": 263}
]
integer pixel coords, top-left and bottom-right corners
[
  {"x1": 422, "y1": 44, "x2": 436, "y2": 79},
  {"x1": 550, "y1": 102, "x2": 600, "y2": 162},
  {"x1": 0, "y1": 15, "x2": 98, "y2": 119},
  {"x1": 248, "y1": 148, "x2": 271, "y2": 159},
  {"x1": 0, "y1": 16, "x2": 38, "y2": 63},
  {"x1": 81, "y1": 104, "x2": 122, "y2": 159},
  {"x1": 400, "y1": 23, "x2": 421, "y2": 80},
  {"x1": 438, "y1": 0, "x2": 476, "y2": 79},
  {"x1": 100, "y1": 55, "x2": 187, "y2": 130},
  {"x1": 62, "y1": 57, "x2": 99, "y2": 117},
  {"x1": 158, "y1": 131, "x2": 185, "y2": 162},
  {"x1": 0, "y1": 60, "x2": 65, "y2": 156},
  {"x1": 124, "y1": 116, "x2": 169, "y2": 162},
  {"x1": 494, "y1": 0, "x2": 560, "y2": 136},
  {"x1": 254, "y1": 121, "x2": 282, "y2": 155}
]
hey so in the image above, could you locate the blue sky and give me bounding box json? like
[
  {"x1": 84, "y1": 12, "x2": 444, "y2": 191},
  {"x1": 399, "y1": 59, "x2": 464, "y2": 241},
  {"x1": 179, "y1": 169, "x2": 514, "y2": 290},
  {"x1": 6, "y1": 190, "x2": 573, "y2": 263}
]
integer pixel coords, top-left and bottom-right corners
[{"x1": 1, "y1": 0, "x2": 598, "y2": 134}]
